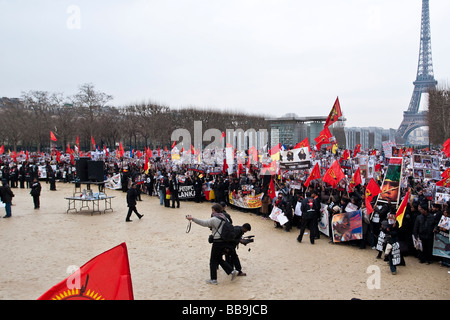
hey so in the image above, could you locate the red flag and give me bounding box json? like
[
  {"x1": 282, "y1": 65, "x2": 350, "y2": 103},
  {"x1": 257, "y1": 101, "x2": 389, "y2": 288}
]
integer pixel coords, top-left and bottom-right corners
[
  {"x1": 348, "y1": 167, "x2": 362, "y2": 192},
  {"x1": 365, "y1": 178, "x2": 381, "y2": 215},
  {"x1": 395, "y1": 190, "x2": 410, "y2": 228},
  {"x1": 441, "y1": 168, "x2": 450, "y2": 180},
  {"x1": 314, "y1": 126, "x2": 332, "y2": 149},
  {"x1": 0, "y1": 145, "x2": 4, "y2": 155},
  {"x1": 324, "y1": 97, "x2": 342, "y2": 128},
  {"x1": 76, "y1": 136, "x2": 80, "y2": 146},
  {"x1": 268, "y1": 177, "x2": 276, "y2": 200},
  {"x1": 119, "y1": 142, "x2": 125, "y2": 158},
  {"x1": 237, "y1": 158, "x2": 244, "y2": 177},
  {"x1": 222, "y1": 158, "x2": 229, "y2": 174},
  {"x1": 353, "y1": 144, "x2": 361, "y2": 158},
  {"x1": 341, "y1": 149, "x2": 350, "y2": 160},
  {"x1": 294, "y1": 137, "x2": 311, "y2": 152},
  {"x1": 322, "y1": 160, "x2": 344, "y2": 188},
  {"x1": 191, "y1": 144, "x2": 195, "y2": 155},
  {"x1": 304, "y1": 163, "x2": 321, "y2": 188},
  {"x1": 50, "y1": 131, "x2": 57, "y2": 142},
  {"x1": 220, "y1": 131, "x2": 226, "y2": 141},
  {"x1": 443, "y1": 138, "x2": 450, "y2": 157},
  {"x1": 38, "y1": 243, "x2": 133, "y2": 300},
  {"x1": 436, "y1": 177, "x2": 450, "y2": 187},
  {"x1": 91, "y1": 136, "x2": 96, "y2": 148},
  {"x1": 144, "y1": 154, "x2": 149, "y2": 173},
  {"x1": 171, "y1": 141, "x2": 176, "y2": 149},
  {"x1": 375, "y1": 163, "x2": 382, "y2": 172}
]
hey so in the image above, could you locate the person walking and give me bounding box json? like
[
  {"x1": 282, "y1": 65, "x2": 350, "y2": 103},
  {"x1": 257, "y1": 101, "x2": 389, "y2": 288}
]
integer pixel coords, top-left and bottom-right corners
[
  {"x1": 185, "y1": 203, "x2": 238, "y2": 285},
  {"x1": 0, "y1": 179, "x2": 14, "y2": 218},
  {"x1": 30, "y1": 178, "x2": 42, "y2": 209},
  {"x1": 126, "y1": 183, "x2": 143, "y2": 222}
]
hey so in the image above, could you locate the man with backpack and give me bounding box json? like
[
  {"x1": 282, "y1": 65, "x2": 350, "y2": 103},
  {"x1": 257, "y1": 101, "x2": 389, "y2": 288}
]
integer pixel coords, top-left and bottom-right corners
[
  {"x1": 186, "y1": 203, "x2": 238, "y2": 285},
  {"x1": 297, "y1": 190, "x2": 320, "y2": 244}
]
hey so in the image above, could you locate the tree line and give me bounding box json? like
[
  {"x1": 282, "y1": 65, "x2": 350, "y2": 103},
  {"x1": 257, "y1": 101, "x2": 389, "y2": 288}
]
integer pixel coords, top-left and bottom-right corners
[
  {"x1": 428, "y1": 85, "x2": 450, "y2": 146},
  {"x1": 0, "y1": 83, "x2": 270, "y2": 152}
]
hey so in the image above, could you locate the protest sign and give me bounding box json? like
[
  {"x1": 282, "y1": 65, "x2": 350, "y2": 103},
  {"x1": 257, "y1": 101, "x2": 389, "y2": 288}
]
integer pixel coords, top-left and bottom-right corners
[
  {"x1": 377, "y1": 157, "x2": 402, "y2": 205},
  {"x1": 269, "y1": 206, "x2": 288, "y2": 225},
  {"x1": 331, "y1": 210, "x2": 362, "y2": 243}
]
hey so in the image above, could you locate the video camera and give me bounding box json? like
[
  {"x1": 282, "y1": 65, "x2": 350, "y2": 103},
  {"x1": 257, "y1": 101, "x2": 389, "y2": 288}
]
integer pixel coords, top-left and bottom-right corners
[{"x1": 240, "y1": 235, "x2": 255, "y2": 246}]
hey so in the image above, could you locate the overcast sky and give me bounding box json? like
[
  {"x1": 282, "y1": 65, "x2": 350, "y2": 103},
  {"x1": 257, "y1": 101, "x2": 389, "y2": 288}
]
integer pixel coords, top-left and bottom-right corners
[{"x1": 1, "y1": 0, "x2": 449, "y2": 129}]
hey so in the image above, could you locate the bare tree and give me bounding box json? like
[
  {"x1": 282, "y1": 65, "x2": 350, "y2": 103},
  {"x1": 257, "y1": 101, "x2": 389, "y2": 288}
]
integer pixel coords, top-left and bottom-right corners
[
  {"x1": 71, "y1": 83, "x2": 113, "y2": 150},
  {"x1": 428, "y1": 85, "x2": 450, "y2": 145}
]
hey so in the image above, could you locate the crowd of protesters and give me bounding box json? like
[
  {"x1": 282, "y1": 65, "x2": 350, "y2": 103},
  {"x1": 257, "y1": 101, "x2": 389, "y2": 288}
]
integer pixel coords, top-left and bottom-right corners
[{"x1": 1, "y1": 145, "x2": 449, "y2": 271}]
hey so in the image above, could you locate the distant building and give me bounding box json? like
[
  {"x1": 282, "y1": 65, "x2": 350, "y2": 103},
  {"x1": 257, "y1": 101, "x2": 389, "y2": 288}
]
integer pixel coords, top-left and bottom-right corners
[
  {"x1": 265, "y1": 113, "x2": 396, "y2": 150},
  {"x1": 265, "y1": 113, "x2": 345, "y2": 147},
  {"x1": 344, "y1": 127, "x2": 397, "y2": 150}
]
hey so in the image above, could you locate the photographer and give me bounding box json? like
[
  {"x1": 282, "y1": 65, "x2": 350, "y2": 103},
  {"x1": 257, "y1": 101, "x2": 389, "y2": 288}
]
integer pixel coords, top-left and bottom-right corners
[
  {"x1": 186, "y1": 203, "x2": 238, "y2": 285},
  {"x1": 225, "y1": 223, "x2": 252, "y2": 277}
]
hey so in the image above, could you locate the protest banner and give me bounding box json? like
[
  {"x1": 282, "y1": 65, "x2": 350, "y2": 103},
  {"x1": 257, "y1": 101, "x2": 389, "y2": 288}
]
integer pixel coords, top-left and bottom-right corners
[
  {"x1": 331, "y1": 210, "x2": 362, "y2": 243},
  {"x1": 279, "y1": 147, "x2": 311, "y2": 170},
  {"x1": 228, "y1": 191, "x2": 263, "y2": 209},
  {"x1": 178, "y1": 185, "x2": 196, "y2": 200}
]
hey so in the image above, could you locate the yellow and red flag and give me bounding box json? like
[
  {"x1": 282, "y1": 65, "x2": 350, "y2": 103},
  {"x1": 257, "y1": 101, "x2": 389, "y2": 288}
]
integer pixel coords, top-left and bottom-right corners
[
  {"x1": 322, "y1": 160, "x2": 344, "y2": 188},
  {"x1": 395, "y1": 190, "x2": 410, "y2": 228},
  {"x1": 314, "y1": 126, "x2": 332, "y2": 149},
  {"x1": 324, "y1": 97, "x2": 342, "y2": 128},
  {"x1": 304, "y1": 162, "x2": 321, "y2": 188}
]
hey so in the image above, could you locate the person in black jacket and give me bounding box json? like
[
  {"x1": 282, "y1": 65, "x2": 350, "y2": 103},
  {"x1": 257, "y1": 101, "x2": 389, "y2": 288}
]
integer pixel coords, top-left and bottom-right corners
[
  {"x1": 413, "y1": 203, "x2": 435, "y2": 264},
  {"x1": 1, "y1": 179, "x2": 14, "y2": 218},
  {"x1": 193, "y1": 175, "x2": 203, "y2": 203},
  {"x1": 126, "y1": 183, "x2": 143, "y2": 222},
  {"x1": 30, "y1": 178, "x2": 42, "y2": 209},
  {"x1": 169, "y1": 172, "x2": 180, "y2": 209},
  {"x1": 297, "y1": 191, "x2": 320, "y2": 244},
  {"x1": 225, "y1": 223, "x2": 252, "y2": 277}
]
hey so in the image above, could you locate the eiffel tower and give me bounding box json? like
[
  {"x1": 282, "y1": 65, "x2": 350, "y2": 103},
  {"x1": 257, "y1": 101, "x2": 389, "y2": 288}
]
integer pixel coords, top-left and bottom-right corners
[{"x1": 395, "y1": 0, "x2": 437, "y2": 145}]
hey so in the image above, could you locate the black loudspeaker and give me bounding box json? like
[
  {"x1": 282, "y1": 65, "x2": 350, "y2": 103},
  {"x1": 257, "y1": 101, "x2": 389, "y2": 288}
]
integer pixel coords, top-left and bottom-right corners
[
  {"x1": 87, "y1": 161, "x2": 104, "y2": 182},
  {"x1": 76, "y1": 157, "x2": 90, "y2": 181}
]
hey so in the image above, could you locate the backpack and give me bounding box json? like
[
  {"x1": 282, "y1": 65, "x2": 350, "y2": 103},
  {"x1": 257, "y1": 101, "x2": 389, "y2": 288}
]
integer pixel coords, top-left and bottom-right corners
[{"x1": 216, "y1": 217, "x2": 236, "y2": 242}]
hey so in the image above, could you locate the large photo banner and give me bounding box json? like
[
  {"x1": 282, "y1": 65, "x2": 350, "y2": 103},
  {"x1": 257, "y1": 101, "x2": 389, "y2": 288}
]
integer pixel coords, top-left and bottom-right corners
[
  {"x1": 229, "y1": 191, "x2": 263, "y2": 209},
  {"x1": 279, "y1": 147, "x2": 311, "y2": 170},
  {"x1": 331, "y1": 210, "x2": 362, "y2": 243},
  {"x1": 377, "y1": 157, "x2": 403, "y2": 205}
]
